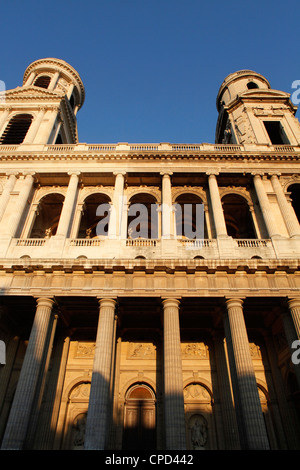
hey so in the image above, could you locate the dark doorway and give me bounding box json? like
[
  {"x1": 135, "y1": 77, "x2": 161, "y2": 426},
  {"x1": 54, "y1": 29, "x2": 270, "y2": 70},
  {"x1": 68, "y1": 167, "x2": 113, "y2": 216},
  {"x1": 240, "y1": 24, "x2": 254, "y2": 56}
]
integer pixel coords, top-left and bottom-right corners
[{"x1": 123, "y1": 384, "x2": 156, "y2": 450}]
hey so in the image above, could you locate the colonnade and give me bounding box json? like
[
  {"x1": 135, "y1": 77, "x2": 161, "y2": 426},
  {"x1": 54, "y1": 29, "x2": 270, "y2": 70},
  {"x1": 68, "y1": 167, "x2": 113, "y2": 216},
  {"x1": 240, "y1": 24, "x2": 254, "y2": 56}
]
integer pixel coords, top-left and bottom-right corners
[
  {"x1": 1, "y1": 169, "x2": 299, "y2": 242},
  {"x1": 1, "y1": 295, "x2": 300, "y2": 450}
]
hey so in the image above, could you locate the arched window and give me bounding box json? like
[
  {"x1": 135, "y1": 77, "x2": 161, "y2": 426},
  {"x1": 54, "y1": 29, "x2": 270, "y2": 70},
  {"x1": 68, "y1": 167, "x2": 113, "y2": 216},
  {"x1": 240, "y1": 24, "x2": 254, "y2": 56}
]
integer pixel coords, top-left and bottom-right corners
[
  {"x1": 222, "y1": 194, "x2": 256, "y2": 238},
  {"x1": 175, "y1": 193, "x2": 206, "y2": 239},
  {"x1": 78, "y1": 193, "x2": 111, "y2": 238},
  {"x1": 30, "y1": 193, "x2": 64, "y2": 238},
  {"x1": 127, "y1": 193, "x2": 158, "y2": 239},
  {"x1": 0, "y1": 114, "x2": 33, "y2": 144},
  {"x1": 288, "y1": 184, "x2": 300, "y2": 223},
  {"x1": 34, "y1": 75, "x2": 51, "y2": 89},
  {"x1": 247, "y1": 81, "x2": 259, "y2": 89}
]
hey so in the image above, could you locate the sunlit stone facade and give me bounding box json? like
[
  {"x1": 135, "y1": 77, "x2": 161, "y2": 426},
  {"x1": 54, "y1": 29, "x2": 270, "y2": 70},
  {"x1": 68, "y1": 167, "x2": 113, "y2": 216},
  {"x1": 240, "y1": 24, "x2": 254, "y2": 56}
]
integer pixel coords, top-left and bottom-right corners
[{"x1": 0, "y1": 59, "x2": 300, "y2": 450}]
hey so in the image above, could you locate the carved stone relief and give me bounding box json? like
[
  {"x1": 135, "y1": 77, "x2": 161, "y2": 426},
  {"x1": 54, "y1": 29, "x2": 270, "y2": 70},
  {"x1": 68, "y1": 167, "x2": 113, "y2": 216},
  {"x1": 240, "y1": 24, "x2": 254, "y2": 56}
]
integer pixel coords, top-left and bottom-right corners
[
  {"x1": 127, "y1": 342, "x2": 156, "y2": 359},
  {"x1": 249, "y1": 342, "x2": 262, "y2": 359},
  {"x1": 75, "y1": 342, "x2": 96, "y2": 358},
  {"x1": 184, "y1": 384, "x2": 211, "y2": 401},
  {"x1": 181, "y1": 342, "x2": 209, "y2": 359}
]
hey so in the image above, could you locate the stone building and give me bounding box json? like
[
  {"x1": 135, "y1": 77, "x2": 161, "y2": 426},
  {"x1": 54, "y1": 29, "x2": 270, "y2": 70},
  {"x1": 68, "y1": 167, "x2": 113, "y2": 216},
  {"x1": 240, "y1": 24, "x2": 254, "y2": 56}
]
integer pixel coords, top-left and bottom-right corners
[{"x1": 0, "y1": 58, "x2": 300, "y2": 450}]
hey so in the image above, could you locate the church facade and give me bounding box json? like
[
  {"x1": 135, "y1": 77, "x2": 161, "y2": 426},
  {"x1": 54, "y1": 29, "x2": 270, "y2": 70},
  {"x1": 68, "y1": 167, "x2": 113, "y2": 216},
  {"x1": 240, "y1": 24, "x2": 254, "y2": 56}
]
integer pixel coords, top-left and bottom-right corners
[{"x1": 0, "y1": 58, "x2": 300, "y2": 450}]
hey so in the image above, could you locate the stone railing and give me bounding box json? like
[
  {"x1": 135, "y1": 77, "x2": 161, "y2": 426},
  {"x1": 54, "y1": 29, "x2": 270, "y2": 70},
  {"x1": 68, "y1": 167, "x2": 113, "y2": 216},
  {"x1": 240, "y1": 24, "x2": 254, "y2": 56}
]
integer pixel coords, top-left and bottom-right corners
[
  {"x1": 69, "y1": 239, "x2": 102, "y2": 246},
  {"x1": 6, "y1": 236, "x2": 280, "y2": 260},
  {"x1": 126, "y1": 238, "x2": 158, "y2": 247},
  {"x1": 0, "y1": 142, "x2": 299, "y2": 155}
]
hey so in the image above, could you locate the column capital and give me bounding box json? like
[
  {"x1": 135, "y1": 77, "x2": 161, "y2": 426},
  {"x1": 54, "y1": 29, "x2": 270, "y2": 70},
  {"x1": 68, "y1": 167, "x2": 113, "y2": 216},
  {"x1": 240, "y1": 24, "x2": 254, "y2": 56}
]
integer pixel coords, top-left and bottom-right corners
[
  {"x1": 67, "y1": 171, "x2": 81, "y2": 177},
  {"x1": 160, "y1": 171, "x2": 173, "y2": 177},
  {"x1": 225, "y1": 297, "x2": 245, "y2": 309},
  {"x1": 97, "y1": 297, "x2": 117, "y2": 308},
  {"x1": 287, "y1": 297, "x2": 300, "y2": 309},
  {"x1": 162, "y1": 297, "x2": 181, "y2": 308},
  {"x1": 113, "y1": 170, "x2": 126, "y2": 176},
  {"x1": 206, "y1": 170, "x2": 219, "y2": 176},
  {"x1": 35, "y1": 297, "x2": 55, "y2": 308}
]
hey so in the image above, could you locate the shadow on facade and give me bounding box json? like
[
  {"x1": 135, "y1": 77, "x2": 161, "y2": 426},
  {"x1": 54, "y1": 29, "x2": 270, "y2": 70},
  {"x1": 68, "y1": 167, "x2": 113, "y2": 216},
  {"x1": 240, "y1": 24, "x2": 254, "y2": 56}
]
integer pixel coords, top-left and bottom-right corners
[{"x1": 1, "y1": 295, "x2": 300, "y2": 450}]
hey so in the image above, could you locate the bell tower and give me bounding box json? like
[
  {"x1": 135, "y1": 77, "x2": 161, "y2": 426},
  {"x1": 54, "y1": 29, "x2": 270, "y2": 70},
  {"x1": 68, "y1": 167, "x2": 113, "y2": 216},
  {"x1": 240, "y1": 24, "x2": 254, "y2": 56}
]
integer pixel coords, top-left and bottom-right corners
[
  {"x1": 0, "y1": 58, "x2": 85, "y2": 146},
  {"x1": 215, "y1": 69, "x2": 300, "y2": 146}
]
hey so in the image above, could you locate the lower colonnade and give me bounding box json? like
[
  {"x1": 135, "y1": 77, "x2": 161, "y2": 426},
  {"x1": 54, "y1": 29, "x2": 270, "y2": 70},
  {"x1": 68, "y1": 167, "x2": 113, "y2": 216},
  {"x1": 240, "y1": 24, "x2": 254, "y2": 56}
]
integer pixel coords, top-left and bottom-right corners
[{"x1": 0, "y1": 293, "x2": 300, "y2": 451}]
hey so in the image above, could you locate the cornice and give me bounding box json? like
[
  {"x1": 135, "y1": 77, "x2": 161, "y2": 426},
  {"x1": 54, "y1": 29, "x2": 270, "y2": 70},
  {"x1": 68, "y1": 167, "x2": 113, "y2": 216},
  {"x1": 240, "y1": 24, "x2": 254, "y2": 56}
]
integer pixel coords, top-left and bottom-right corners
[
  {"x1": 0, "y1": 149, "x2": 299, "y2": 165},
  {"x1": 0, "y1": 257, "x2": 299, "y2": 275}
]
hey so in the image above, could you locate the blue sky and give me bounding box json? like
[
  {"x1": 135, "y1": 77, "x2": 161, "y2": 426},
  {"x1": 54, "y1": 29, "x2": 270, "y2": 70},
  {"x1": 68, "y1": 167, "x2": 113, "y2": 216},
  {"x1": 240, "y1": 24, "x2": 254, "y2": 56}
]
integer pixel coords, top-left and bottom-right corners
[{"x1": 1, "y1": 0, "x2": 299, "y2": 144}]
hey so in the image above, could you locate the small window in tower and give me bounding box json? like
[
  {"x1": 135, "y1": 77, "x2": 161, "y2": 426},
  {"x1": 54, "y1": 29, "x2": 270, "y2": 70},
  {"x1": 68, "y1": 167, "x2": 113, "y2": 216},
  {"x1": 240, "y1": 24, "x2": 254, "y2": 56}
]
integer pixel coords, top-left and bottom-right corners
[
  {"x1": 69, "y1": 93, "x2": 75, "y2": 110},
  {"x1": 34, "y1": 75, "x2": 51, "y2": 89},
  {"x1": 247, "y1": 81, "x2": 259, "y2": 89},
  {"x1": 263, "y1": 121, "x2": 289, "y2": 145},
  {"x1": 0, "y1": 114, "x2": 33, "y2": 144}
]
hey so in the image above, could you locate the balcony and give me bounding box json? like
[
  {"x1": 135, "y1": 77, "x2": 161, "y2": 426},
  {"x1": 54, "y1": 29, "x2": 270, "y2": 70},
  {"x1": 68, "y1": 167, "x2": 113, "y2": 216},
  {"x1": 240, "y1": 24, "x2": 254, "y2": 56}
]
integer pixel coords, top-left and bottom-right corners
[{"x1": 4, "y1": 236, "x2": 281, "y2": 261}]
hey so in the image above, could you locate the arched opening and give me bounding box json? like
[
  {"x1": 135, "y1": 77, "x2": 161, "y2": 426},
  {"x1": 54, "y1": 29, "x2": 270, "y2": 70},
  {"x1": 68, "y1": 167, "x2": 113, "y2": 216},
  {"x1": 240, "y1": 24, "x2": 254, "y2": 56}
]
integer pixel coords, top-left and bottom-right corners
[
  {"x1": 288, "y1": 184, "x2": 300, "y2": 223},
  {"x1": 127, "y1": 193, "x2": 158, "y2": 239},
  {"x1": 0, "y1": 114, "x2": 33, "y2": 144},
  {"x1": 34, "y1": 75, "x2": 51, "y2": 89},
  {"x1": 247, "y1": 81, "x2": 259, "y2": 89},
  {"x1": 175, "y1": 193, "x2": 206, "y2": 239},
  {"x1": 123, "y1": 383, "x2": 156, "y2": 450},
  {"x1": 222, "y1": 194, "x2": 256, "y2": 238},
  {"x1": 78, "y1": 193, "x2": 111, "y2": 238},
  {"x1": 29, "y1": 193, "x2": 64, "y2": 238}
]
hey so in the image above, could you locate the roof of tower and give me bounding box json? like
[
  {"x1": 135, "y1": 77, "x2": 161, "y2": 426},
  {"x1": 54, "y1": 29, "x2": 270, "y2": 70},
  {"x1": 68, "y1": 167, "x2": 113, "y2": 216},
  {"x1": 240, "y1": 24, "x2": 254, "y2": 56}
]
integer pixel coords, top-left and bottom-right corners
[
  {"x1": 216, "y1": 69, "x2": 271, "y2": 110},
  {"x1": 23, "y1": 58, "x2": 85, "y2": 109}
]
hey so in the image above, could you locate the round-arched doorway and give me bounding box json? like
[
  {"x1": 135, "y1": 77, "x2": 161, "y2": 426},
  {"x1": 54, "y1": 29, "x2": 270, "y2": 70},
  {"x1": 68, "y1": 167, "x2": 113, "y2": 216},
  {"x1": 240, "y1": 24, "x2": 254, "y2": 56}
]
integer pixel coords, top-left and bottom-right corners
[{"x1": 123, "y1": 383, "x2": 156, "y2": 450}]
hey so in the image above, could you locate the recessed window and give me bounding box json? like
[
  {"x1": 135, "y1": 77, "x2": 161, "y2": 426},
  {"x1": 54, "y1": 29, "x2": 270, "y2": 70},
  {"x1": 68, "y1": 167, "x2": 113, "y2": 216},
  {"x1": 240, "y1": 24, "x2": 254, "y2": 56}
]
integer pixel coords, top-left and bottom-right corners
[
  {"x1": 263, "y1": 121, "x2": 289, "y2": 145},
  {"x1": 34, "y1": 75, "x2": 51, "y2": 89},
  {"x1": 0, "y1": 114, "x2": 33, "y2": 144},
  {"x1": 247, "y1": 81, "x2": 259, "y2": 89}
]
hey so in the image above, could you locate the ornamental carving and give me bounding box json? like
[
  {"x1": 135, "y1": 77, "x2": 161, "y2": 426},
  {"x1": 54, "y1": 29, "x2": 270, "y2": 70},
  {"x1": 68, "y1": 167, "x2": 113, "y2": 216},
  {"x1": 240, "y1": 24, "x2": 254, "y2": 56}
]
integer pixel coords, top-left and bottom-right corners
[
  {"x1": 184, "y1": 383, "x2": 211, "y2": 401},
  {"x1": 127, "y1": 342, "x2": 156, "y2": 359},
  {"x1": 249, "y1": 342, "x2": 262, "y2": 358},
  {"x1": 75, "y1": 342, "x2": 96, "y2": 358},
  {"x1": 69, "y1": 383, "x2": 91, "y2": 399},
  {"x1": 181, "y1": 342, "x2": 209, "y2": 359}
]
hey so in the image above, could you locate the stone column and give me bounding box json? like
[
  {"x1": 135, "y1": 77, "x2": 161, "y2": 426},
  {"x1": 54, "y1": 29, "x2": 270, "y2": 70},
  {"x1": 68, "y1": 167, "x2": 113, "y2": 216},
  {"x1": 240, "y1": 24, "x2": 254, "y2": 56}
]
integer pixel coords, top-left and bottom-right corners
[
  {"x1": 253, "y1": 173, "x2": 279, "y2": 238},
  {"x1": 56, "y1": 171, "x2": 80, "y2": 238},
  {"x1": 23, "y1": 108, "x2": 46, "y2": 144},
  {"x1": 271, "y1": 174, "x2": 300, "y2": 238},
  {"x1": 49, "y1": 71, "x2": 60, "y2": 90},
  {"x1": 1, "y1": 172, "x2": 35, "y2": 238},
  {"x1": 84, "y1": 298, "x2": 117, "y2": 450},
  {"x1": 161, "y1": 172, "x2": 174, "y2": 238},
  {"x1": 224, "y1": 298, "x2": 269, "y2": 450},
  {"x1": 0, "y1": 172, "x2": 18, "y2": 222},
  {"x1": 162, "y1": 298, "x2": 186, "y2": 450},
  {"x1": 24, "y1": 71, "x2": 36, "y2": 86},
  {"x1": 207, "y1": 171, "x2": 227, "y2": 237},
  {"x1": 108, "y1": 171, "x2": 125, "y2": 239},
  {"x1": 1, "y1": 297, "x2": 55, "y2": 450}
]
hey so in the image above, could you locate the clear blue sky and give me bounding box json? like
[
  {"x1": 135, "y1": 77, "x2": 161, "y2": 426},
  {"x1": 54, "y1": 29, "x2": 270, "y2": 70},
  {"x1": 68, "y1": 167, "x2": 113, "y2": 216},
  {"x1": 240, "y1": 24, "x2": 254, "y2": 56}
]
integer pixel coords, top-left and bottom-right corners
[{"x1": 1, "y1": 0, "x2": 299, "y2": 144}]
